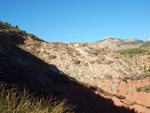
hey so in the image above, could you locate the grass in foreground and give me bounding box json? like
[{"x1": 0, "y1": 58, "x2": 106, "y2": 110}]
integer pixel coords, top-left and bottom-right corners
[{"x1": 0, "y1": 83, "x2": 74, "y2": 113}]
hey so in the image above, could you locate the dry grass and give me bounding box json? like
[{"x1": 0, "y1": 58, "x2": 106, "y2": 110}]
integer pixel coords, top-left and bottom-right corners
[{"x1": 0, "y1": 83, "x2": 74, "y2": 113}]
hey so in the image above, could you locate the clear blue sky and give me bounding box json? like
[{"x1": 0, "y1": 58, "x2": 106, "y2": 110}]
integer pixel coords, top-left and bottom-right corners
[{"x1": 0, "y1": 0, "x2": 150, "y2": 42}]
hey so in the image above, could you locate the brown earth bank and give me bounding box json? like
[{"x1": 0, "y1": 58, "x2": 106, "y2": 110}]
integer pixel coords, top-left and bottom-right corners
[{"x1": 116, "y1": 78, "x2": 150, "y2": 106}]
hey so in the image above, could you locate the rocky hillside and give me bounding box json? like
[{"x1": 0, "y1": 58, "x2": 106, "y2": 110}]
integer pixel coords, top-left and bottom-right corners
[
  {"x1": 19, "y1": 40, "x2": 142, "y2": 82},
  {"x1": 0, "y1": 21, "x2": 150, "y2": 113},
  {"x1": 97, "y1": 36, "x2": 150, "y2": 50}
]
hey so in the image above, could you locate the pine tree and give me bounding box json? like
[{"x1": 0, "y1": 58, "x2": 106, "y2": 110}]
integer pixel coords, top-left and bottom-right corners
[
  {"x1": 5, "y1": 21, "x2": 8, "y2": 25},
  {"x1": 15, "y1": 25, "x2": 19, "y2": 29}
]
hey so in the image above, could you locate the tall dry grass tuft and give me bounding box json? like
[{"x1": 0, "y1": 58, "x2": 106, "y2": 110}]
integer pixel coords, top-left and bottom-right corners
[{"x1": 0, "y1": 83, "x2": 75, "y2": 113}]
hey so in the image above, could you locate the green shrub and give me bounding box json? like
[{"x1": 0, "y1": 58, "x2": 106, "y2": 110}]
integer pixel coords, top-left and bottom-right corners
[
  {"x1": 117, "y1": 48, "x2": 149, "y2": 55},
  {"x1": 117, "y1": 40, "x2": 143, "y2": 47},
  {"x1": 101, "y1": 48, "x2": 104, "y2": 52},
  {"x1": 67, "y1": 50, "x2": 74, "y2": 57},
  {"x1": 148, "y1": 65, "x2": 150, "y2": 72},
  {"x1": 140, "y1": 41, "x2": 150, "y2": 48},
  {"x1": 122, "y1": 77, "x2": 130, "y2": 83},
  {"x1": 15, "y1": 25, "x2": 19, "y2": 29},
  {"x1": 117, "y1": 95, "x2": 126, "y2": 99}
]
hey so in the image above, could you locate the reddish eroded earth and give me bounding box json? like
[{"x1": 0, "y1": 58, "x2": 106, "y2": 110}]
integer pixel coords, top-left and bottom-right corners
[
  {"x1": 137, "y1": 55, "x2": 150, "y2": 66},
  {"x1": 116, "y1": 77, "x2": 150, "y2": 106},
  {"x1": 88, "y1": 77, "x2": 150, "y2": 113},
  {"x1": 52, "y1": 83, "x2": 136, "y2": 113}
]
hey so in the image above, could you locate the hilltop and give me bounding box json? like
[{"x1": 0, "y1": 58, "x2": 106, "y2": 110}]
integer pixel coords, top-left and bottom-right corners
[
  {"x1": 0, "y1": 21, "x2": 150, "y2": 113},
  {"x1": 97, "y1": 36, "x2": 150, "y2": 50}
]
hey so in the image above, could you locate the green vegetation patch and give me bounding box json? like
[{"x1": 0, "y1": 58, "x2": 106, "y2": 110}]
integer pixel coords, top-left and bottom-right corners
[
  {"x1": 0, "y1": 21, "x2": 13, "y2": 29},
  {"x1": 117, "y1": 48, "x2": 149, "y2": 55},
  {"x1": 140, "y1": 41, "x2": 150, "y2": 48},
  {"x1": 117, "y1": 40, "x2": 143, "y2": 47}
]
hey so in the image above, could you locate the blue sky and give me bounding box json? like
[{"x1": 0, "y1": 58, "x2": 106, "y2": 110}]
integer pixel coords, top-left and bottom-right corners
[{"x1": 0, "y1": 0, "x2": 150, "y2": 42}]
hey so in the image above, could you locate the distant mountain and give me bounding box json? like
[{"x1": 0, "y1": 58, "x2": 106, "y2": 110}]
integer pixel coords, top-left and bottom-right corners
[
  {"x1": 139, "y1": 41, "x2": 150, "y2": 49},
  {"x1": 145, "y1": 37, "x2": 150, "y2": 42},
  {"x1": 97, "y1": 36, "x2": 148, "y2": 50},
  {"x1": 138, "y1": 37, "x2": 150, "y2": 49},
  {"x1": 97, "y1": 36, "x2": 123, "y2": 50}
]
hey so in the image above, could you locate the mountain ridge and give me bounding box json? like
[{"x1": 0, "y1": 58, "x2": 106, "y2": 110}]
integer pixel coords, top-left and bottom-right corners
[
  {"x1": 145, "y1": 37, "x2": 150, "y2": 42},
  {"x1": 97, "y1": 36, "x2": 150, "y2": 50}
]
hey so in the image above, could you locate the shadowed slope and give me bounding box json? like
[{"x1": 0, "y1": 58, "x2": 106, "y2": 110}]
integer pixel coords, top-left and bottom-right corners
[{"x1": 0, "y1": 29, "x2": 136, "y2": 113}]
